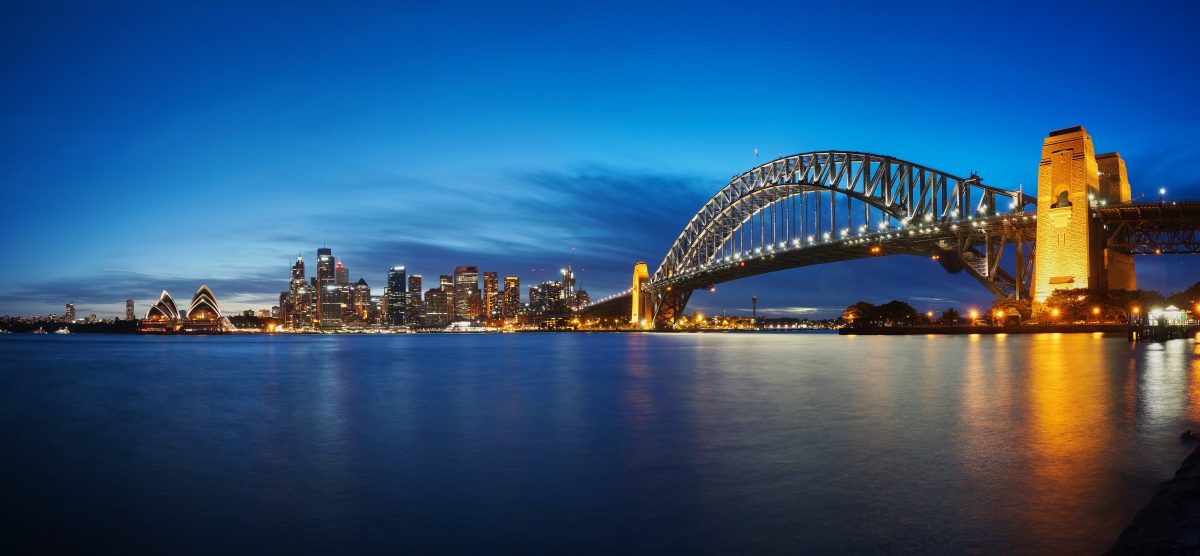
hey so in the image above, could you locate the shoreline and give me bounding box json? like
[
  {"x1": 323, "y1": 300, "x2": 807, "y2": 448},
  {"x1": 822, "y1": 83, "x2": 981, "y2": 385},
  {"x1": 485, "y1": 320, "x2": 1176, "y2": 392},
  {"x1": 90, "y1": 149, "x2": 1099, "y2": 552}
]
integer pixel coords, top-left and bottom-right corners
[
  {"x1": 840, "y1": 324, "x2": 1133, "y2": 336},
  {"x1": 1108, "y1": 441, "x2": 1200, "y2": 554}
]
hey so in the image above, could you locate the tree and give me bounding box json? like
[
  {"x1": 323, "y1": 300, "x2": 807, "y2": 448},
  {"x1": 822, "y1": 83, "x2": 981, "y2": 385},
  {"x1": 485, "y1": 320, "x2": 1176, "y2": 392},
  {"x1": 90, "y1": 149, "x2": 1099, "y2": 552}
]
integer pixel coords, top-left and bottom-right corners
[
  {"x1": 1167, "y1": 281, "x2": 1200, "y2": 310},
  {"x1": 939, "y1": 308, "x2": 962, "y2": 325},
  {"x1": 990, "y1": 299, "x2": 1031, "y2": 323},
  {"x1": 875, "y1": 300, "x2": 920, "y2": 325}
]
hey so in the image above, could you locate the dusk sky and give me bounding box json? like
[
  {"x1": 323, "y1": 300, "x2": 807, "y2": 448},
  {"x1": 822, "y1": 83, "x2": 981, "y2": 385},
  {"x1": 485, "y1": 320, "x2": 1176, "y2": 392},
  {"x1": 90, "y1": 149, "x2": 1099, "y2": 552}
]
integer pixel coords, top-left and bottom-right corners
[{"x1": 4, "y1": 1, "x2": 1199, "y2": 318}]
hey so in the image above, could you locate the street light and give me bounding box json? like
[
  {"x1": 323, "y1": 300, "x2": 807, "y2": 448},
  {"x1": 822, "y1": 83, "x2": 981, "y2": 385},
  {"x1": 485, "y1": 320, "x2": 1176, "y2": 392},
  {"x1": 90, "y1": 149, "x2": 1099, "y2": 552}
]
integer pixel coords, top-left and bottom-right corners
[{"x1": 1160, "y1": 187, "x2": 1166, "y2": 204}]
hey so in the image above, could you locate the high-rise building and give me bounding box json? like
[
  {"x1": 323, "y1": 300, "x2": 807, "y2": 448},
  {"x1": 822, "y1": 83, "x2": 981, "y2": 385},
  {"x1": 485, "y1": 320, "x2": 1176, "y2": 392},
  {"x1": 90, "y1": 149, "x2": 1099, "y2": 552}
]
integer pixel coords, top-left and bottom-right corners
[
  {"x1": 502, "y1": 276, "x2": 520, "y2": 320},
  {"x1": 352, "y1": 278, "x2": 371, "y2": 322},
  {"x1": 335, "y1": 261, "x2": 350, "y2": 286},
  {"x1": 561, "y1": 266, "x2": 576, "y2": 301},
  {"x1": 335, "y1": 261, "x2": 351, "y2": 323},
  {"x1": 125, "y1": 299, "x2": 134, "y2": 321},
  {"x1": 64, "y1": 303, "x2": 75, "y2": 323},
  {"x1": 483, "y1": 272, "x2": 499, "y2": 321},
  {"x1": 454, "y1": 266, "x2": 480, "y2": 321},
  {"x1": 316, "y1": 248, "x2": 338, "y2": 327},
  {"x1": 405, "y1": 274, "x2": 423, "y2": 326},
  {"x1": 423, "y1": 288, "x2": 452, "y2": 327},
  {"x1": 385, "y1": 266, "x2": 406, "y2": 325},
  {"x1": 284, "y1": 255, "x2": 314, "y2": 329}
]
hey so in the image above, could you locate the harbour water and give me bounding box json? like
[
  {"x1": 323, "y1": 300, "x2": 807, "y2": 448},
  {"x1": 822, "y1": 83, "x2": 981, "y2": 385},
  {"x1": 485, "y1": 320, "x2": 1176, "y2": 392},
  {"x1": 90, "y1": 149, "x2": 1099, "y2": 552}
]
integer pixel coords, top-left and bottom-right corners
[{"x1": 2, "y1": 332, "x2": 1198, "y2": 554}]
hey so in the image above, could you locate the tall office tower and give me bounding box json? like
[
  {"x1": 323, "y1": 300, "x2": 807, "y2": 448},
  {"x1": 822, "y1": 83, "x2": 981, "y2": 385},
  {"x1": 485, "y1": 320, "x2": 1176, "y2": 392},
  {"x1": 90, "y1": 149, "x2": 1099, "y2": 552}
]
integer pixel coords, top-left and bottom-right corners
[
  {"x1": 405, "y1": 274, "x2": 424, "y2": 326},
  {"x1": 423, "y1": 288, "x2": 451, "y2": 327},
  {"x1": 335, "y1": 261, "x2": 349, "y2": 286},
  {"x1": 352, "y1": 278, "x2": 371, "y2": 321},
  {"x1": 335, "y1": 261, "x2": 351, "y2": 323},
  {"x1": 64, "y1": 303, "x2": 75, "y2": 322},
  {"x1": 279, "y1": 291, "x2": 289, "y2": 325},
  {"x1": 454, "y1": 266, "x2": 480, "y2": 320},
  {"x1": 439, "y1": 274, "x2": 454, "y2": 319},
  {"x1": 284, "y1": 255, "x2": 313, "y2": 329},
  {"x1": 483, "y1": 272, "x2": 499, "y2": 320},
  {"x1": 291, "y1": 255, "x2": 305, "y2": 282},
  {"x1": 316, "y1": 248, "x2": 336, "y2": 326},
  {"x1": 502, "y1": 276, "x2": 520, "y2": 320},
  {"x1": 560, "y1": 266, "x2": 576, "y2": 301},
  {"x1": 385, "y1": 266, "x2": 407, "y2": 325},
  {"x1": 125, "y1": 299, "x2": 134, "y2": 321}
]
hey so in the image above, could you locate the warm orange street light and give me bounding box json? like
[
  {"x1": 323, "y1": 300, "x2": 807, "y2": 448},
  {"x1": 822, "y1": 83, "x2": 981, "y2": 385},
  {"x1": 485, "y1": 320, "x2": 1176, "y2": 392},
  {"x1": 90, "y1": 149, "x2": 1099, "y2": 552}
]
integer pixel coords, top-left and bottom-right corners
[
  {"x1": 1132, "y1": 306, "x2": 1141, "y2": 315},
  {"x1": 1051, "y1": 308, "x2": 1060, "y2": 319},
  {"x1": 968, "y1": 309, "x2": 979, "y2": 324}
]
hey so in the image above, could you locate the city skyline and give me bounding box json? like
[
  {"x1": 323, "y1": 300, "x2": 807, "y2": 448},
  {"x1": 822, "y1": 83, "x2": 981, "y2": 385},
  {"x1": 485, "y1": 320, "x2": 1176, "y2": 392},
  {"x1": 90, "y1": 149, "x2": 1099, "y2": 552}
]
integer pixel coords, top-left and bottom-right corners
[{"x1": 4, "y1": 2, "x2": 1200, "y2": 318}]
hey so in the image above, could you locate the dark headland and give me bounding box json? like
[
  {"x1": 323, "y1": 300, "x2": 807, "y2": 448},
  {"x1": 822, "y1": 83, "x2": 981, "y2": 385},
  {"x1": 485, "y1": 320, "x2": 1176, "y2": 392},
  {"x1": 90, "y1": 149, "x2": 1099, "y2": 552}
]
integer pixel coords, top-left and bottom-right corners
[{"x1": 1108, "y1": 442, "x2": 1200, "y2": 554}]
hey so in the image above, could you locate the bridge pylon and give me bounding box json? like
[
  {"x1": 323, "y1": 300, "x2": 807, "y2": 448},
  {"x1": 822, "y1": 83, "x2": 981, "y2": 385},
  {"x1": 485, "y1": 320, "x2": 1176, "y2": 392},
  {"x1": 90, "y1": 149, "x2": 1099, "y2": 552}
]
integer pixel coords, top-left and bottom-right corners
[
  {"x1": 1032, "y1": 126, "x2": 1135, "y2": 306},
  {"x1": 630, "y1": 262, "x2": 651, "y2": 326}
]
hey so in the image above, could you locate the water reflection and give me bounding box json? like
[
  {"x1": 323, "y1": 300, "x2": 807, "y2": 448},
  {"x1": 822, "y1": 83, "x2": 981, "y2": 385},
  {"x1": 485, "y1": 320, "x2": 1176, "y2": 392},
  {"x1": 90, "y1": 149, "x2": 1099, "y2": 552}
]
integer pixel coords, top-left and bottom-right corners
[{"x1": 1, "y1": 333, "x2": 1198, "y2": 554}]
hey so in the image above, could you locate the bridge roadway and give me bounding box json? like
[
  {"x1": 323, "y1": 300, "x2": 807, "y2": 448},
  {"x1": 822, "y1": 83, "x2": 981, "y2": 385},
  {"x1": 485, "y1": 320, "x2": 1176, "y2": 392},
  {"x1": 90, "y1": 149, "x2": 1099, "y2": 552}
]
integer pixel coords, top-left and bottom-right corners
[{"x1": 582, "y1": 202, "x2": 1200, "y2": 322}]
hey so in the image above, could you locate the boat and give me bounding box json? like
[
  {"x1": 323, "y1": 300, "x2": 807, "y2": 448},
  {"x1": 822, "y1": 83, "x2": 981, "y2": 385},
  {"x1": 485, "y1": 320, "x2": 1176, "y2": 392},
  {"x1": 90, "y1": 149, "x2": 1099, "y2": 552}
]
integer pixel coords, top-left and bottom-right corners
[
  {"x1": 54, "y1": 328, "x2": 71, "y2": 335},
  {"x1": 33, "y1": 327, "x2": 47, "y2": 334}
]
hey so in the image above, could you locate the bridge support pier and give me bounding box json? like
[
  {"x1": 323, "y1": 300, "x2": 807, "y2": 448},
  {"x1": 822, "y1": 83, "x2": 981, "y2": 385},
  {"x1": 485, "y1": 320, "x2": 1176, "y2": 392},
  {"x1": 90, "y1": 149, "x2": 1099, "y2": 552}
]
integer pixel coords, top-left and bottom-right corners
[{"x1": 651, "y1": 288, "x2": 692, "y2": 329}]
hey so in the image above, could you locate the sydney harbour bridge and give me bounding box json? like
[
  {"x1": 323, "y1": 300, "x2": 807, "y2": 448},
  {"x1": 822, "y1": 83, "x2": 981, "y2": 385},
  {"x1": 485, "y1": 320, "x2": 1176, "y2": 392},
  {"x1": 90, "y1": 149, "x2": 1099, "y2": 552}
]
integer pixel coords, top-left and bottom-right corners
[{"x1": 580, "y1": 126, "x2": 1200, "y2": 328}]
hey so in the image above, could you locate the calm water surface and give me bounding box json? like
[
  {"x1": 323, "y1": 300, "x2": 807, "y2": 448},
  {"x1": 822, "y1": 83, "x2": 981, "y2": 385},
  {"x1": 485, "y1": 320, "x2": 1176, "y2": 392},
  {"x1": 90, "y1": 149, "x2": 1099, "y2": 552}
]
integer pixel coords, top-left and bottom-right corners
[{"x1": 3, "y1": 332, "x2": 1199, "y2": 554}]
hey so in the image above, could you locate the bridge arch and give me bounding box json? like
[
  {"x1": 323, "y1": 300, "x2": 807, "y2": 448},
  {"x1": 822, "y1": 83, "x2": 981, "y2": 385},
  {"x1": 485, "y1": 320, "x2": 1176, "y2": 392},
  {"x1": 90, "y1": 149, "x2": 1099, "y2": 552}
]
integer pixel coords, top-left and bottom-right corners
[{"x1": 654, "y1": 151, "x2": 1035, "y2": 283}]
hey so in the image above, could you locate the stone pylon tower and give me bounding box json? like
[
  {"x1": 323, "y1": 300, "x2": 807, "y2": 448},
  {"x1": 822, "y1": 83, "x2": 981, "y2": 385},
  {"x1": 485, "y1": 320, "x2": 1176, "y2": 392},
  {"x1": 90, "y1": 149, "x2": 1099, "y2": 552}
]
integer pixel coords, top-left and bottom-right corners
[
  {"x1": 1032, "y1": 126, "x2": 1134, "y2": 304},
  {"x1": 630, "y1": 261, "x2": 651, "y2": 325}
]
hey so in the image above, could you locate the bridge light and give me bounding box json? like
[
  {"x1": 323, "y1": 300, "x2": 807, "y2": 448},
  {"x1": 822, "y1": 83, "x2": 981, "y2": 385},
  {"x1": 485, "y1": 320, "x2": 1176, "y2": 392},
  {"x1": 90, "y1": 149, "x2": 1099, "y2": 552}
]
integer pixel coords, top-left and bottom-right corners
[
  {"x1": 823, "y1": 232, "x2": 830, "y2": 240},
  {"x1": 924, "y1": 214, "x2": 932, "y2": 222}
]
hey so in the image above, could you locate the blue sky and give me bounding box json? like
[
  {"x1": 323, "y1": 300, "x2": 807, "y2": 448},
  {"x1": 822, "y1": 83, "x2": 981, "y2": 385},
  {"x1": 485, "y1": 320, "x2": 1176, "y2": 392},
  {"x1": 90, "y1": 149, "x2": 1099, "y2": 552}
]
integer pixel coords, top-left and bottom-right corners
[{"x1": 3, "y1": 1, "x2": 1199, "y2": 318}]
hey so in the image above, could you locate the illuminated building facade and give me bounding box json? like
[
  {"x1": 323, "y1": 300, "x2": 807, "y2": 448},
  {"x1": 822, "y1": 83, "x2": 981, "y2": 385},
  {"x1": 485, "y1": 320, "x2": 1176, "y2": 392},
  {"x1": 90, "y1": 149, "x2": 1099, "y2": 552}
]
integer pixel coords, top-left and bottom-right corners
[
  {"x1": 64, "y1": 303, "x2": 75, "y2": 323},
  {"x1": 316, "y1": 248, "x2": 337, "y2": 327},
  {"x1": 351, "y1": 278, "x2": 371, "y2": 322},
  {"x1": 502, "y1": 275, "x2": 520, "y2": 320},
  {"x1": 406, "y1": 274, "x2": 423, "y2": 325},
  {"x1": 280, "y1": 255, "x2": 314, "y2": 329},
  {"x1": 125, "y1": 299, "x2": 134, "y2": 321},
  {"x1": 423, "y1": 288, "x2": 451, "y2": 327},
  {"x1": 483, "y1": 272, "x2": 499, "y2": 320},
  {"x1": 385, "y1": 266, "x2": 406, "y2": 325},
  {"x1": 453, "y1": 266, "x2": 480, "y2": 321}
]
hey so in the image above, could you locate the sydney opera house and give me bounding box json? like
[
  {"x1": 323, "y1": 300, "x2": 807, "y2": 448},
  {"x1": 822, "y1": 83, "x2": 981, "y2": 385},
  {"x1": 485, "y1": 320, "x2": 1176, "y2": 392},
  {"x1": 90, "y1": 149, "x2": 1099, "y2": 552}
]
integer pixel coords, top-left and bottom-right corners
[{"x1": 138, "y1": 284, "x2": 231, "y2": 333}]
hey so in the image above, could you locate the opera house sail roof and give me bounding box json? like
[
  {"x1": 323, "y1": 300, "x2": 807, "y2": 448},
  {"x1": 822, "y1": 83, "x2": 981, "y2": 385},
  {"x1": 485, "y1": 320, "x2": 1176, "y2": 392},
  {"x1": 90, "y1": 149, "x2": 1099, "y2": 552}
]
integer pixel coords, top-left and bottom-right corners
[
  {"x1": 188, "y1": 284, "x2": 223, "y2": 322},
  {"x1": 145, "y1": 290, "x2": 179, "y2": 321}
]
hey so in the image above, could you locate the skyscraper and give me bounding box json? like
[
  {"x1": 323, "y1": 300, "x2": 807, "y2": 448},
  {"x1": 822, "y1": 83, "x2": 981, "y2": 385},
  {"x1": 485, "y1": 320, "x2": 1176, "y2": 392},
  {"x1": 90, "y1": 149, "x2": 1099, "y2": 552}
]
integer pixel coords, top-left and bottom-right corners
[
  {"x1": 483, "y1": 272, "x2": 499, "y2": 321},
  {"x1": 285, "y1": 255, "x2": 313, "y2": 329},
  {"x1": 502, "y1": 276, "x2": 520, "y2": 320},
  {"x1": 424, "y1": 288, "x2": 451, "y2": 327},
  {"x1": 125, "y1": 299, "x2": 134, "y2": 321},
  {"x1": 352, "y1": 278, "x2": 371, "y2": 321},
  {"x1": 64, "y1": 303, "x2": 75, "y2": 323},
  {"x1": 385, "y1": 266, "x2": 406, "y2": 325},
  {"x1": 453, "y1": 266, "x2": 480, "y2": 321},
  {"x1": 406, "y1": 274, "x2": 423, "y2": 326},
  {"x1": 335, "y1": 261, "x2": 350, "y2": 324},
  {"x1": 316, "y1": 248, "x2": 337, "y2": 327}
]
